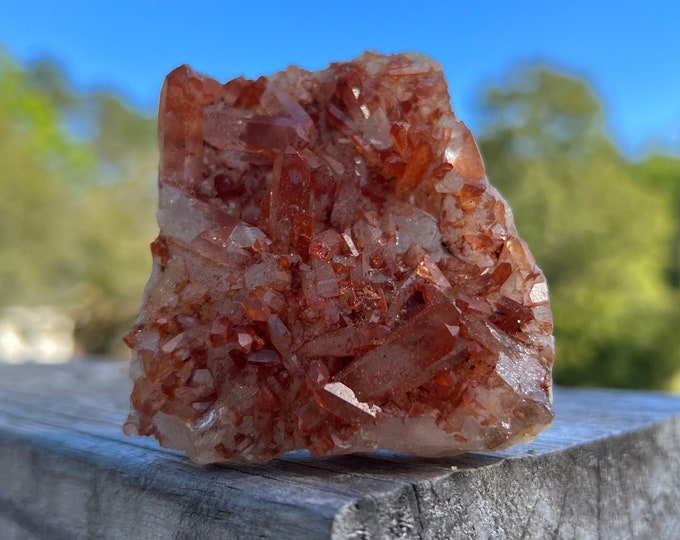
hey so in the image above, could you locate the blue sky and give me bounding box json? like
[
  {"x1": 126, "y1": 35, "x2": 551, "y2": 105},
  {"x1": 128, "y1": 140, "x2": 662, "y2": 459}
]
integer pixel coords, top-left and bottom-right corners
[{"x1": 1, "y1": 1, "x2": 679, "y2": 156}]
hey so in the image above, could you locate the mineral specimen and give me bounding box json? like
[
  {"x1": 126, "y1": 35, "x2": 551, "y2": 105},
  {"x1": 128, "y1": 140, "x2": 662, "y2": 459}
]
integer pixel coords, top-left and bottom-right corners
[{"x1": 124, "y1": 52, "x2": 554, "y2": 464}]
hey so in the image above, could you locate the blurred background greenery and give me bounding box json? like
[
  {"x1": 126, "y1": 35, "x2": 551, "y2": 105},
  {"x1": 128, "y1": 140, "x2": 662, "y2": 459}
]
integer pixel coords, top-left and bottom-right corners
[{"x1": 1, "y1": 48, "x2": 679, "y2": 391}]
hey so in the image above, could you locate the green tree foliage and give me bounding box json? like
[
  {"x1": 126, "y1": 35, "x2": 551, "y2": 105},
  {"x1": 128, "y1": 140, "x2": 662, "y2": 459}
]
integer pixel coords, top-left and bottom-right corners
[
  {"x1": 0, "y1": 49, "x2": 157, "y2": 356},
  {"x1": 0, "y1": 51, "x2": 92, "y2": 306},
  {"x1": 478, "y1": 66, "x2": 680, "y2": 389},
  {"x1": 634, "y1": 154, "x2": 680, "y2": 288},
  {"x1": 74, "y1": 93, "x2": 157, "y2": 354}
]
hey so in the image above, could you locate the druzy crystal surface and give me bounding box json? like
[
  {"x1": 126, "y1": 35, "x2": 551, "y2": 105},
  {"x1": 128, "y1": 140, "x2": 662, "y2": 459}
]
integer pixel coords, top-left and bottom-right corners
[{"x1": 124, "y1": 52, "x2": 555, "y2": 464}]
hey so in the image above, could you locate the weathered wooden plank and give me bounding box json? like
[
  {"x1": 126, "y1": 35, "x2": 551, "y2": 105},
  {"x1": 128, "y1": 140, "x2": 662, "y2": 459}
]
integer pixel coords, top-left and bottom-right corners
[{"x1": 0, "y1": 360, "x2": 679, "y2": 539}]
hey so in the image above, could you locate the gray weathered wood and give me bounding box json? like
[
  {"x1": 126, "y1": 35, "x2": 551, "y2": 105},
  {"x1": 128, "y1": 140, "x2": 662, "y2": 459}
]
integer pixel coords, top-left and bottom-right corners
[{"x1": 0, "y1": 360, "x2": 679, "y2": 539}]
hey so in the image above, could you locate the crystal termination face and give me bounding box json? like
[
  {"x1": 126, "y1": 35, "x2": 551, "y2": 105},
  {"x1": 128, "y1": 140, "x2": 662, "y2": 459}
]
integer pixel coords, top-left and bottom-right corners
[{"x1": 123, "y1": 52, "x2": 555, "y2": 464}]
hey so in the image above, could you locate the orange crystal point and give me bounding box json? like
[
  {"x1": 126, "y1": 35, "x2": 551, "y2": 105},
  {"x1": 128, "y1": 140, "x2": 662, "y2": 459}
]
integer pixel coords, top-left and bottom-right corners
[{"x1": 124, "y1": 52, "x2": 555, "y2": 464}]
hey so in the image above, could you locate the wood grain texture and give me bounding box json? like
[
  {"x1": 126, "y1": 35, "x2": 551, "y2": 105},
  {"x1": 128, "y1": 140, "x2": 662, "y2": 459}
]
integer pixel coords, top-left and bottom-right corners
[{"x1": 0, "y1": 360, "x2": 679, "y2": 539}]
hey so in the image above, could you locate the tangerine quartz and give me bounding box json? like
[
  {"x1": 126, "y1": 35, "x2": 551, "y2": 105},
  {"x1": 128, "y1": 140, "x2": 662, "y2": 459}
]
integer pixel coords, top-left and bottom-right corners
[{"x1": 123, "y1": 52, "x2": 555, "y2": 464}]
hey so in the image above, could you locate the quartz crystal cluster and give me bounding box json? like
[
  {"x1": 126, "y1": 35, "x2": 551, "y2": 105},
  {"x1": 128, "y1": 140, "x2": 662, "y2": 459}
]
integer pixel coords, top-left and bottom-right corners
[{"x1": 124, "y1": 52, "x2": 554, "y2": 464}]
